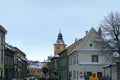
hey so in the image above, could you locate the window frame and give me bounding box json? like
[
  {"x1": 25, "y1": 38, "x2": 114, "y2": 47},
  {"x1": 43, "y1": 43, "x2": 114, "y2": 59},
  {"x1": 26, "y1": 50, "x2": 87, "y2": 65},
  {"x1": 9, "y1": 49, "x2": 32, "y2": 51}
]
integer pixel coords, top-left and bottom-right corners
[{"x1": 92, "y1": 55, "x2": 99, "y2": 62}]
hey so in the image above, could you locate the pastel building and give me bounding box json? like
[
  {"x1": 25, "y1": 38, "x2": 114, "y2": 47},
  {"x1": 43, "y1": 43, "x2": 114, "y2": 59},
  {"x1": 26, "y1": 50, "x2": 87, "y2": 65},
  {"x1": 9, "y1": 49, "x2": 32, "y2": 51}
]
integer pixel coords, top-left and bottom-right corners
[{"x1": 28, "y1": 61, "x2": 44, "y2": 77}]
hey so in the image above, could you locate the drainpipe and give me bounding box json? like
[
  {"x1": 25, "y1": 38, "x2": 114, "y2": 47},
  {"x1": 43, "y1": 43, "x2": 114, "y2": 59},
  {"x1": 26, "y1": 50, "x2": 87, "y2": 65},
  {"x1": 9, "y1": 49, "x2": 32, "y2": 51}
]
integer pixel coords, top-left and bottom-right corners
[
  {"x1": 109, "y1": 65, "x2": 112, "y2": 80},
  {"x1": 103, "y1": 67, "x2": 105, "y2": 77}
]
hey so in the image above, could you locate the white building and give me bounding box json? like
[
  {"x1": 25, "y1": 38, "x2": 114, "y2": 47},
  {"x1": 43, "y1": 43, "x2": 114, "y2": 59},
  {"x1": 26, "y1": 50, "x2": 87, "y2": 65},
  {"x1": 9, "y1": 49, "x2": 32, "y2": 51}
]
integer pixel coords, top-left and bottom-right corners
[{"x1": 68, "y1": 27, "x2": 115, "y2": 80}]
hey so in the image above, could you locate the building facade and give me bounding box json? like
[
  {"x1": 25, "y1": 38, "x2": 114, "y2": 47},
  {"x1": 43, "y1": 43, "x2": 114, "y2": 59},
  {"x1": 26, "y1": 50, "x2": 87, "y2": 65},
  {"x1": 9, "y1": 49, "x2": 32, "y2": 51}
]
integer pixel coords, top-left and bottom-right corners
[
  {"x1": 103, "y1": 55, "x2": 120, "y2": 80},
  {"x1": 14, "y1": 47, "x2": 28, "y2": 79},
  {"x1": 4, "y1": 43, "x2": 15, "y2": 80},
  {"x1": 58, "y1": 49, "x2": 67, "y2": 80},
  {"x1": 68, "y1": 28, "x2": 113, "y2": 80},
  {"x1": 28, "y1": 61, "x2": 43, "y2": 77},
  {"x1": 0, "y1": 25, "x2": 7, "y2": 79}
]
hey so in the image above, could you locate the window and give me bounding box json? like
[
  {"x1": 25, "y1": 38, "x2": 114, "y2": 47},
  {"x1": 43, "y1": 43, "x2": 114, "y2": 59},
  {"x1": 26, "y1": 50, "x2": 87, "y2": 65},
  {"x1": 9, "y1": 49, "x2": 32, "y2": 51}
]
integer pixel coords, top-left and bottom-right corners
[
  {"x1": 61, "y1": 58, "x2": 66, "y2": 67},
  {"x1": 73, "y1": 56, "x2": 75, "y2": 64},
  {"x1": 73, "y1": 56, "x2": 76, "y2": 64},
  {"x1": 69, "y1": 58, "x2": 70, "y2": 65},
  {"x1": 0, "y1": 71, "x2": 2, "y2": 77},
  {"x1": 5, "y1": 56, "x2": 7, "y2": 64},
  {"x1": 73, "y1": 71, "x2": 76, "y2": 79},
  {"x1": 38, "y1": 70, "x2": 39, "y2": 73},
  {"x1": 97, "y1": 72, "x2": 102, "y2": 78},
  {"x1": 0, "y1": 50, "x2": 3, "y2": 63},
  {"x1": 1, "y1": 50, "x2": 3, "y2": 62},
  {"x1": 87, "y1": 72, "x2": 92, "y2": 78},
  {"x1": 77, "y1": 54, "x2": 78, "y2": 64},
  {"x1": 92, "y1": 55, "x2": 99, "y2": 62},
  {"x1": 69, "y1": 71, "x2": 72, "y2": 79},
  {"x1": 69, "y1": 57, "x2": 72, "y2": 65},
  {"x1": 0, "y1": 36, "x2": 4, "y2": 46},
  {"x1": 31, "y1": 70, "x2": 33, "y2": 74},
  {"x1": 1, "y1": 36, "x2": 4, "y2": 46},
  {"x1": 77, "y1": 71, "x2": 78, "y2": 80}
]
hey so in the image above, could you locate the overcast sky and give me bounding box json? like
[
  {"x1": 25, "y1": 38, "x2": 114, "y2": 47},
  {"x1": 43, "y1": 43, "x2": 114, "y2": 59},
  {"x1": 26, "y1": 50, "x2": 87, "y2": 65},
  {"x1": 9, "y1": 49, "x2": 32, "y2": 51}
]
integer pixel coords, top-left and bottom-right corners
[{"x1": 0, "y1": 0, "x2": 119, "y2": 61}]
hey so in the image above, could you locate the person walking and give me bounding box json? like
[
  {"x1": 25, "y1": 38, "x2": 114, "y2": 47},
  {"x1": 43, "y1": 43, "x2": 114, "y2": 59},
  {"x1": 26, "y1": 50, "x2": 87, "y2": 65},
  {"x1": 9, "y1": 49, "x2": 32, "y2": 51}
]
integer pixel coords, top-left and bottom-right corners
[
  {"x1": 89, "y1": 72, "x2": 99, "y2": 80},
  {"x1": 79, "y1": 72, "x2": 85, "y2": 80}
]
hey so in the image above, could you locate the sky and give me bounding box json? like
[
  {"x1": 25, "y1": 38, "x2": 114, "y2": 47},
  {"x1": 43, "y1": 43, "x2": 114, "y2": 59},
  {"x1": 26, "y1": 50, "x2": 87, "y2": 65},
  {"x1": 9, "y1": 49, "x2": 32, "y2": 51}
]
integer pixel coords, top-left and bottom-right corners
[{"x1": 0, "y1": 0, "x2": 119, "y2": 61}]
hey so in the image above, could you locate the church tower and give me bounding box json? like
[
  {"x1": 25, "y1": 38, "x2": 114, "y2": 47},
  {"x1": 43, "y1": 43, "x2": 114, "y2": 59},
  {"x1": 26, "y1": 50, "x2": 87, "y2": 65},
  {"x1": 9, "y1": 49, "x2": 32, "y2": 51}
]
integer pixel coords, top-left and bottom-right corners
[{"x1": 54, "y1": 31, "x2": 66, "y2": 55}]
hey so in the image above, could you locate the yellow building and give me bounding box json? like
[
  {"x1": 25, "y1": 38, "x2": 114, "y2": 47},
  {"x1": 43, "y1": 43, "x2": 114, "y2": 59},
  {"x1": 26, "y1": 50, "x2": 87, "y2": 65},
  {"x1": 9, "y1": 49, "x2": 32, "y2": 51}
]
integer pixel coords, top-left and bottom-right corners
[
  {"x1": 28, "y1": 61, "x2": 44, "y2": 77},
  {"x1": 29, "y1": 68, "x2": 43, "y2": 77}
]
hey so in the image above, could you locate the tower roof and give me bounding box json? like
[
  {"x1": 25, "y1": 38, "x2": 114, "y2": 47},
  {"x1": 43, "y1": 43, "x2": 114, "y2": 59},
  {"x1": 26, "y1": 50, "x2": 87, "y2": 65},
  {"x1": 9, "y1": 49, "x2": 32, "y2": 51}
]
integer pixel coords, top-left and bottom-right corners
[{"x1": 54, "y1": 31, "x2": 65, "y2": 45}]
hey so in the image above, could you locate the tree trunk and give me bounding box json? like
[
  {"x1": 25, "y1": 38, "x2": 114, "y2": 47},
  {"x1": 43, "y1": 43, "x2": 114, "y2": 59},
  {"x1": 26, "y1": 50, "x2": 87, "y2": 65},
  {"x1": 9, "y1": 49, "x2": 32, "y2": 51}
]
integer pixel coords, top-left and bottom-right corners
[{"x1": 117, "y1": 62, "x2": 120, "y2": 80}]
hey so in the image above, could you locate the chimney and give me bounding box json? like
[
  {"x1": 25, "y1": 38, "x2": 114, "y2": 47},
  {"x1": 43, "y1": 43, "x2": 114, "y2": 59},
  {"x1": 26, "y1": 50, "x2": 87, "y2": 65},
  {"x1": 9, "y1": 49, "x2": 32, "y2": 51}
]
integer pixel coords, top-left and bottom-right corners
[
  {"x1": 75, "y1": 38, "x2": 78, "y2": 42},
  {"x1": 86, "y1": 31, "x2": 88, "y2": 35},
  {"x1": 48, "y1": 56, "x2": 51, "y2": 60},
  {"x1": 98, "y1": 27, "x2": 102, "y2": 36}
]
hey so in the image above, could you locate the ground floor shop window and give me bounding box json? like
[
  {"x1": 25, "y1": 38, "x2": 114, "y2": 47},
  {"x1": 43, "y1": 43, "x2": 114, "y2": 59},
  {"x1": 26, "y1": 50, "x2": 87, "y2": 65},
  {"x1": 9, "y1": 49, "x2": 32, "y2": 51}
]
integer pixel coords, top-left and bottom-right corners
[
  {"x1": 86, "y1": 71, "x2": 102, "y2": 80},
  {"x1": 97, "y1": 72, "x2": 102, "y2": 80},
  {"x1": 69, "y1": 71, "x2": 72, "y2": 80}
]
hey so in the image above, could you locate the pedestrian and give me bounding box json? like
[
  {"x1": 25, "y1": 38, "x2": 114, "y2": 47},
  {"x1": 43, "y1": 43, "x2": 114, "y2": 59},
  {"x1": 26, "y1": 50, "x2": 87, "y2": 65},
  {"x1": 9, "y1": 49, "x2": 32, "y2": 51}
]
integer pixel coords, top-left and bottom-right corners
[
  {"x1": 89, "y1": 72, "x2": 99, "y2": 80},
  {"x1": 79, "y1": 72, "x2": 85, "y2": 80}
]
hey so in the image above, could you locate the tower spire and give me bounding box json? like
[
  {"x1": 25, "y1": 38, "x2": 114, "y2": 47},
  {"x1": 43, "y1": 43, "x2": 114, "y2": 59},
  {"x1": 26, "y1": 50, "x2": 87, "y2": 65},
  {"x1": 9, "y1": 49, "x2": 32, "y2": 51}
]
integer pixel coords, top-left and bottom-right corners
[
  {"x1": 55, "y1": 31, "x2": 65, "y2": 44},
  {"x1": 60, "y1": 29, "x2": 61, "y2": 33},
  {"x1": 54, "y1": 30, "x2": 66, "y2": 55}
]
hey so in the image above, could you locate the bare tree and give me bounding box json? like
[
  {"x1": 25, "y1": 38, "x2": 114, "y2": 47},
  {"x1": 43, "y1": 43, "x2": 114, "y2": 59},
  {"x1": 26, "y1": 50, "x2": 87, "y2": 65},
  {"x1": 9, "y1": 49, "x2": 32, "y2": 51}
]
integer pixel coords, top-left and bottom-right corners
[
  {"x1": 100, "y1": 12, "x2": 120, "y2": 54},
  {"x1": 100, "y1": 12, "x2": 120, "y2": 80}
]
